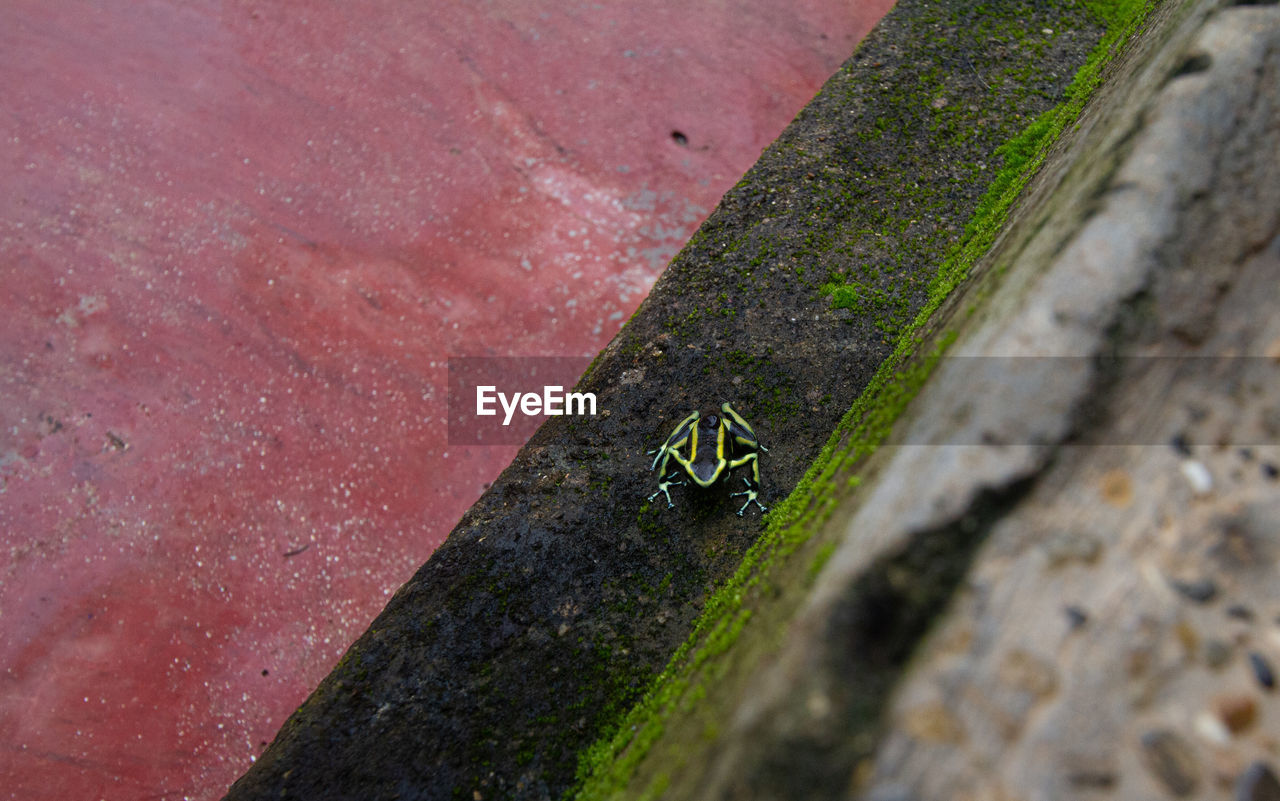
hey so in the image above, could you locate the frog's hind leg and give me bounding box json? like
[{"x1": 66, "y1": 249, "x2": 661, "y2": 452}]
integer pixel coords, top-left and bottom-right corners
[
  {"x1": 721, "y1": 403, "x2": 767, "y2": 453},
  {"x1": 647, "y1": 412, "x2": 698, "y2": 508},
  {"x1": 650, "y1": 412, "x2": 698, "y2": 470}
]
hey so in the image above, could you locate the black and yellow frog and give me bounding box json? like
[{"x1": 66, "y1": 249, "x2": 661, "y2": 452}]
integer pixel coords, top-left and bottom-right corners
[{"x1": 647, "y1": 402, "x2": 767, "y2": 516}]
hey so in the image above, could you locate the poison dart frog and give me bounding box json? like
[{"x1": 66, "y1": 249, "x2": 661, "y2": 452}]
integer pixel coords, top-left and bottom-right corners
[{"x1": 647, "y1": 402, "x2": 768, "y2": 516}]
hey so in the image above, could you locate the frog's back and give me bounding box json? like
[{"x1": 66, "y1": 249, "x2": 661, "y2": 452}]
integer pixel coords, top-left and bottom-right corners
[{"x1": 688, "y1": 415, "x2": 724, "y2": 484}]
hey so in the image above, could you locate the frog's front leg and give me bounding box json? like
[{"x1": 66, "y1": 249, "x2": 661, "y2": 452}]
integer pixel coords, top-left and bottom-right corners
[
  {"x1": 648, "y1": 470, "x2": 686, "y2": 508},
  {"x1": 646, "y1": 447, "x2": 665, "y2": 472},
  {"x1": 730, "y1": 477, "x2": 766, "y2": 515},
  {"x1": 647, "y1": 445, "x2": 685, "y2": 508},
  {"x1": 728, "y1": 452, "x2": 767, "y2": 515}
]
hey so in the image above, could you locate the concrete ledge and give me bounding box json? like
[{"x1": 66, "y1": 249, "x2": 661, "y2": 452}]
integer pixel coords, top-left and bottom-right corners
[{"x1": 600, "y1": 0, "x2": 1280, "y2": 798}]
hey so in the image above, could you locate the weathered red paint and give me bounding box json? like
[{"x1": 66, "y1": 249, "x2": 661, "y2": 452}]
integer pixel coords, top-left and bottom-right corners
[{"x1": 0, "y1": 1, "x2": 893, "y2": 797}]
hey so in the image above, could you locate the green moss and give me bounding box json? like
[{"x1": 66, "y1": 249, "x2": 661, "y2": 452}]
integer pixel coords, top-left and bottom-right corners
[
  {"x1": 617, "y1": 336, "x2": 645, "y2": 362},
  {"x1": 588, "y1": 473, "x2": 614, "y2": 493},
  {"x1": 568, "y1": 0, "x2": 1153, "y2": 797},
  {"x1": 815, "y1": 3, "x2": 1091, "y2": 331},
  {"x1": 706, "y1": 350, "x2": 802, "y2": 429},
  {"x1": 805, "y1": 541, "x2": 838, "y2": 585},
  {"x1": 821, "y1": 281, "x2": 910, "y2": 337},
  {"x1": 636, "y1": 502, "x2": 665, "y2": 537},
  {"x1": 665, "y1": 307, "x2": 705, "y2": 338}
]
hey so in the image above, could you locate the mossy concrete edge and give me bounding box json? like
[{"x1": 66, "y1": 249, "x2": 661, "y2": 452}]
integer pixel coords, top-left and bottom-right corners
[{"x1": 566, "y1": 0, "x2": 1207, "y2": 797}]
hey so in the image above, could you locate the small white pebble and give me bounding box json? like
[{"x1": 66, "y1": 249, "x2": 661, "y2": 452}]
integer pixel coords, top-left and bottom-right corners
[
  {"x1": 1180, "y1": 459, "x2": 1213, "y2": 495},
  {"x1": 1193, "y1": 710, "x2": 1230, "y2": 745},
  {"x1": 806, "y1": 691, "x2": 831, "y2": 719}
]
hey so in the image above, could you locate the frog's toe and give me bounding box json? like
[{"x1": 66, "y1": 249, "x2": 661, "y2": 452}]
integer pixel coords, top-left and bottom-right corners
[
  {"x1": 647, "y1": 491, "x2": 675, "y2": 509},
  {"x1": 731, "y1": 482, "x2": 767, "y2": 515},
  {"x1": 648, "y1": 480, "x2": 683, "y2": 509}
]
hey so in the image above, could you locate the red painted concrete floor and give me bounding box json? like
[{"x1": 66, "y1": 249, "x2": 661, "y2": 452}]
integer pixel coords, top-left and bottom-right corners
[{"x1": 0, "y1": 2, "x2": 892, "y2": 798}]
